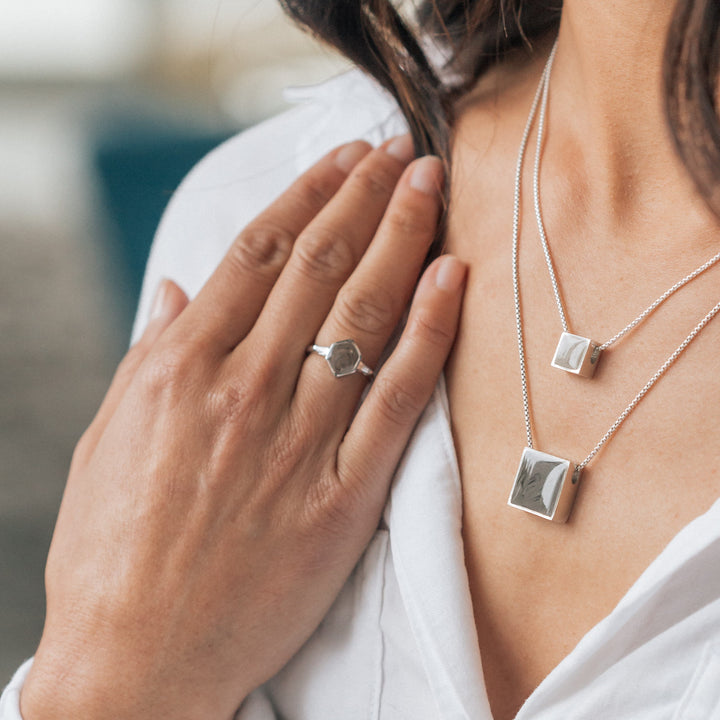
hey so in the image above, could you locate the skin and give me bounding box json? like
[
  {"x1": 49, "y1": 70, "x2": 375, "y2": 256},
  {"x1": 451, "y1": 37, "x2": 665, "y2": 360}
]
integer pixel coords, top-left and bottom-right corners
[
  {"x1": 16, "y1": 2, "x2": 720, "y2": 719},
  {"x1": 20, "y1": 137, "x2": 467, "y2": 719},
  {"x1": 447, "y1": 2, "x2": 720, "y2": 718}
]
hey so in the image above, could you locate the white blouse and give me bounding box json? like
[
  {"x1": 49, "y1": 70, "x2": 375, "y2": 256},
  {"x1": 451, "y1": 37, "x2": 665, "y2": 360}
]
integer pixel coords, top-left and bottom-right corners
[{"x1": 3, "y1": 69, "x2": 720, "y2": 720}]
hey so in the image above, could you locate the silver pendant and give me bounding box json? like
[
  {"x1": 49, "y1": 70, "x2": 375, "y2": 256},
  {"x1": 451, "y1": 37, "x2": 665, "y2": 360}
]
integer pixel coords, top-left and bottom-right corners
[
  {"x1": 508, "y1": 447, "x2": 581, "y2": 523},
  {"x1": 551, "y1": 332, "x2": 601, "y2": 378}
]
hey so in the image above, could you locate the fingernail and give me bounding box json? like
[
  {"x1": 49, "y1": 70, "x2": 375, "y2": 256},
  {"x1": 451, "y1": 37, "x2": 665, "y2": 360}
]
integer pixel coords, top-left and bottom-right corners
[
  {"x1": 384, "y1": 134, "x2": 415, "y2": 163},
  {"x1": 435, "y1": 256, "x2": 467, "y2": 292},
  {"x1": 335, "y1": 142, "x2": 370, "y2": 174},
  {"x1": 149, "y1": 278, "x2": 170, "y2": 321},
  {"x1": 410, "y1": 156, "x2": 444, "y2": 196}
]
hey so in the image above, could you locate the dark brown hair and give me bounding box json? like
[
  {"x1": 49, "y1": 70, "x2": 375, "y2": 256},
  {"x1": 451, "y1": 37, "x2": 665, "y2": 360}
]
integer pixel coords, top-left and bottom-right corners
[{"x1": 279, "y1": 0, "x2": 720, "y2": 228}]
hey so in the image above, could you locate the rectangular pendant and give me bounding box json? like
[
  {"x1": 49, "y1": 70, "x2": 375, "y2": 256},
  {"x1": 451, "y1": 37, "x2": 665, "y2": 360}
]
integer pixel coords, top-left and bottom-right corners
[
  {"x1": 551, "y1": 332, "x2": 601, "y2": 378},
  {"x1": 508, "y1": 448, "x2": 581, "y2": 523}
]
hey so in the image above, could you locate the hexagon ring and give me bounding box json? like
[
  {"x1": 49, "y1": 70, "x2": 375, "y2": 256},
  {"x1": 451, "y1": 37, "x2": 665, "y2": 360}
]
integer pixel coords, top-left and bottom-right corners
[{"x1": 306, "y1": 339, "x2": 374, "y2": 379}]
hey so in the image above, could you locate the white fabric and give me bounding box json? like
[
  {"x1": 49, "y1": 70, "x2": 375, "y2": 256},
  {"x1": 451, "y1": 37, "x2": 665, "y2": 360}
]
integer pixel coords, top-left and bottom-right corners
[{"x1": 4, "y1": 68, "x2": 720, "y2": 720}]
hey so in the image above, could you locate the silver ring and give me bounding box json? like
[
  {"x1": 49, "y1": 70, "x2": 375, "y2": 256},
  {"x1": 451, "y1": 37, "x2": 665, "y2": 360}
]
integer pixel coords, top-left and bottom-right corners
[{"x1": 306, "y1": 339, "x2": 374, "y2": 379}]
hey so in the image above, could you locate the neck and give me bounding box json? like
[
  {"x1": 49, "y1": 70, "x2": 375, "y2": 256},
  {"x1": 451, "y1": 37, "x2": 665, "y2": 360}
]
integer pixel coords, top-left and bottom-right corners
[
  {"x1": 547, "y1": 1, "x2": 720, "y2": 247},
  {"x1": 558, "y1": 0, "x2": 672, "y2": 103}
]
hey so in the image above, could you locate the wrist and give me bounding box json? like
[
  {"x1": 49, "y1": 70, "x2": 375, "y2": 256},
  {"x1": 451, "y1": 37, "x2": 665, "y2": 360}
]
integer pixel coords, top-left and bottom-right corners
[
  {"x1": 20, "y1": 636, "x2": 152, "y2": 720},
  {"x1": 20, "y1": 655, "x2": 107, "y2": 720},
  {"x1": 20, "y1": 639, "x2": 250, "y2": 720}
]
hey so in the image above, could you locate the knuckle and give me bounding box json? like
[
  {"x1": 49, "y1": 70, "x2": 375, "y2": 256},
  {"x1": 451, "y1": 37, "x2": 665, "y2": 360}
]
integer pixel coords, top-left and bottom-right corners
[
  {"x1": 284, "y1": 411, "x2": 315, "y2": 455},
  {"x1": 294, "y1": 226, "x2": 356, "y2": 283},
  {"x1": 410, "y1": 310, "x2": 455, "y2": 347},
  {"x1": 211, "y1": 381, "x2": 255, "y2": 425},
  {"x1": 350, "y1": 163, "x2": 398, "y2": 199},
  {"x1": 295, "y1": 172, "x2": 338, "y2": 211},
  {"x1": 229, "y1": 224, "x2": 295, "y2": 278},
  {"x1": 266, "y1": 437, "x2": 300, "y2": 478},
  {"x1": 265, "y1": 436, "x2": 311, "y2": 491},
  {"x1": 373, "y1": 374, "x2": 423, "y2": 426},
  {"x1": 334, "y1": 283, "x2": 395, "y2": 337},
  {"x1": 138, "y1": 346, "x2": 193, "y2": 397},
  {"x1": 211, "y1": 357, "x2": 279, "y2": 426},
  {"x1": 384, "y1": 203, "x2": 434, "y2": 239},
  {"x1": 302, "y1": 474, "x2": 358, "y2": 538},
  {"x1": 279, "y1": 408, "x2": 320, "y2": 468}
]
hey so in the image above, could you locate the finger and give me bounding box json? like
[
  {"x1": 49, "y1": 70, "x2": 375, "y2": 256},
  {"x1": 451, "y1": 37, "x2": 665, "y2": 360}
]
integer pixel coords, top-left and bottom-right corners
[
  {"x1": 77, "y1": 279, "x2": 189, "y2": 461},
  {"x1": 336, "y1": 255, "x2": 467, "y2": 496},
  {"x1": 244, "y1": 136, "x2": 417, "y2": 382},
  {"x1": 295, "y1": 155, "x2": 445, "y2": 430},
  {"x1": 172, "y1": 141, "x2": 372, "y2": 354}
]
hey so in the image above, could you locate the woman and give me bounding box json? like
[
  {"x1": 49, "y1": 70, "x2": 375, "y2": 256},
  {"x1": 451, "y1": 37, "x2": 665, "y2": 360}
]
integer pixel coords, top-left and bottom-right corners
[{"x1": 3, "y1": 1, "x2": 720, "y2": 718}]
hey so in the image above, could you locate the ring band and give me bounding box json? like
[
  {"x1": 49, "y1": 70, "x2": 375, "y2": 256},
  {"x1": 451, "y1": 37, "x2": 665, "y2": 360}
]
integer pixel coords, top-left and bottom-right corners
[{"x1": 306, "y1": 339, "x2": 374, "y2": 378}]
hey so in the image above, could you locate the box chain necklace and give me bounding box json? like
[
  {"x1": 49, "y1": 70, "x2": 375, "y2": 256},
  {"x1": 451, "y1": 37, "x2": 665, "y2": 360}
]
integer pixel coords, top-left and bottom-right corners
[
  {"x1": 508, "y1": 40, "x2": 720, "y2": 522},
  {"x1": 532, "y1": 43, "x2": 720, "y2": 378}
]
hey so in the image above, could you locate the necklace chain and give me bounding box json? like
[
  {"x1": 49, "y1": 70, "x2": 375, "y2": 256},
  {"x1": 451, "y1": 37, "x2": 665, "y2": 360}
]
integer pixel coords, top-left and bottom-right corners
[
  {"x1": 532, "y1": 46, "x2": 720, "y2": 350},
  {"x1": 578, "y1": 300, "x2": 720, "y2": 468},
  {"x1": 512, "y1": 49, "x2": 551, "y2": 448},
  {"x1": 512, "y1": 40, "x2": 720, "y2": 469},
  {"x1": 532, "y1": 47, "x2": 570, "y2": 333}
]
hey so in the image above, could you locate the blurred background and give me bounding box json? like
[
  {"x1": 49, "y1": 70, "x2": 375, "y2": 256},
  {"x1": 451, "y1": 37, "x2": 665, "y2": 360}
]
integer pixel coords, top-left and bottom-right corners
[{"x1": 0, "y1": 0, "x2": 348, "y2": 684}]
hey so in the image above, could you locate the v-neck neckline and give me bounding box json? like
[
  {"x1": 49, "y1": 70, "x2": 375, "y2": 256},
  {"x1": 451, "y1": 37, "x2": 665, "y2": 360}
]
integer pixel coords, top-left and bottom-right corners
[{"x1": 384, "y1": 371, "x2": 720, "y2": 720}]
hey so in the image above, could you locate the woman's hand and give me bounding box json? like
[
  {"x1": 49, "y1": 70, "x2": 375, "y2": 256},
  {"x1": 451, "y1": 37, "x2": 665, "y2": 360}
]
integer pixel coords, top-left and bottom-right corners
[{"x1": 20, "y1": 136, "x2": 466, "y2": 720}]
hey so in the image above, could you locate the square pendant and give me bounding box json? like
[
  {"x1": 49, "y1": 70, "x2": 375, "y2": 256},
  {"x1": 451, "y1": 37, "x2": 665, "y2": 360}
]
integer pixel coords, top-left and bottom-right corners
[
  {"x1": 551, "y1": 332, "x2": 601, "y2": 378},
  {"x1": 508, "y1": 448, "x2": 581, "y2": 523}
]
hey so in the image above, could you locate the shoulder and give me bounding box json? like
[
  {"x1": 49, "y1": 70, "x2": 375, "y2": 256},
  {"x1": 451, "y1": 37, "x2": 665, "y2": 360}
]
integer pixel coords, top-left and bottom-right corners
[
  {"x1": 445, "y1": 44, "x2": 550, "y2": 258},
  {"x1": 131, "y1": 69, "x2": 408, "y2": 343},
  {"x1": 450, "y1": 45, "x2": 548, "y2": 181}
]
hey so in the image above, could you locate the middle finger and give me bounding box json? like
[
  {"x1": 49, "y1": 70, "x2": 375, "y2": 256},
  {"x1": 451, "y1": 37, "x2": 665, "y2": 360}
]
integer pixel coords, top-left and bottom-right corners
[
  {"x1": 243, "y1": 136, "x2": 417, "y2": 385},
  {"x1": 295, "y1": 154, "x2": 445, "y2": 430}
]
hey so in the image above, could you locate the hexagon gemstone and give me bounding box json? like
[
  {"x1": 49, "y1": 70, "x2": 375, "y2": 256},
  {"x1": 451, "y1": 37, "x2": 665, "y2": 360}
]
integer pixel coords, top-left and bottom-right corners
[{"x1": 326, "y1": 339, "x2": 361, "y2": 377}]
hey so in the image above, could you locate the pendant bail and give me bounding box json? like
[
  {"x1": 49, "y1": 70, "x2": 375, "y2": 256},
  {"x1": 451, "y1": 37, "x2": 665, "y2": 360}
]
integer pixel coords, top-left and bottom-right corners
[
  {"x1": 508, "y1": 448, "x2": 581, "y2": 523},
  {"x1": 551, "y1": 332, "x2": 602, "y2": 378}
]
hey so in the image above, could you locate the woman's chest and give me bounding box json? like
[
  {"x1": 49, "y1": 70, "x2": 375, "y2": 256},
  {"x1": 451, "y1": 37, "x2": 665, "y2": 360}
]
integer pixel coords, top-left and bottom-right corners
[
  {"x1": 442, "y1": 215, "x2": 720, "y2": 718},
  {"x1": 250, "y1": 354, "x2": 720, "y2": 720}
]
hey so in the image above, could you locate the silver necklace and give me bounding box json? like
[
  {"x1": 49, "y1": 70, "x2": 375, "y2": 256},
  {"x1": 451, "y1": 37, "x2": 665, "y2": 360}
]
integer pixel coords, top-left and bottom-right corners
[
  {"x1": 508, "y1": 42, "x2": 720, "y2": 523},
  {"x1": 531, "y1": 44, "x2": 720, "y2": 378}
]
